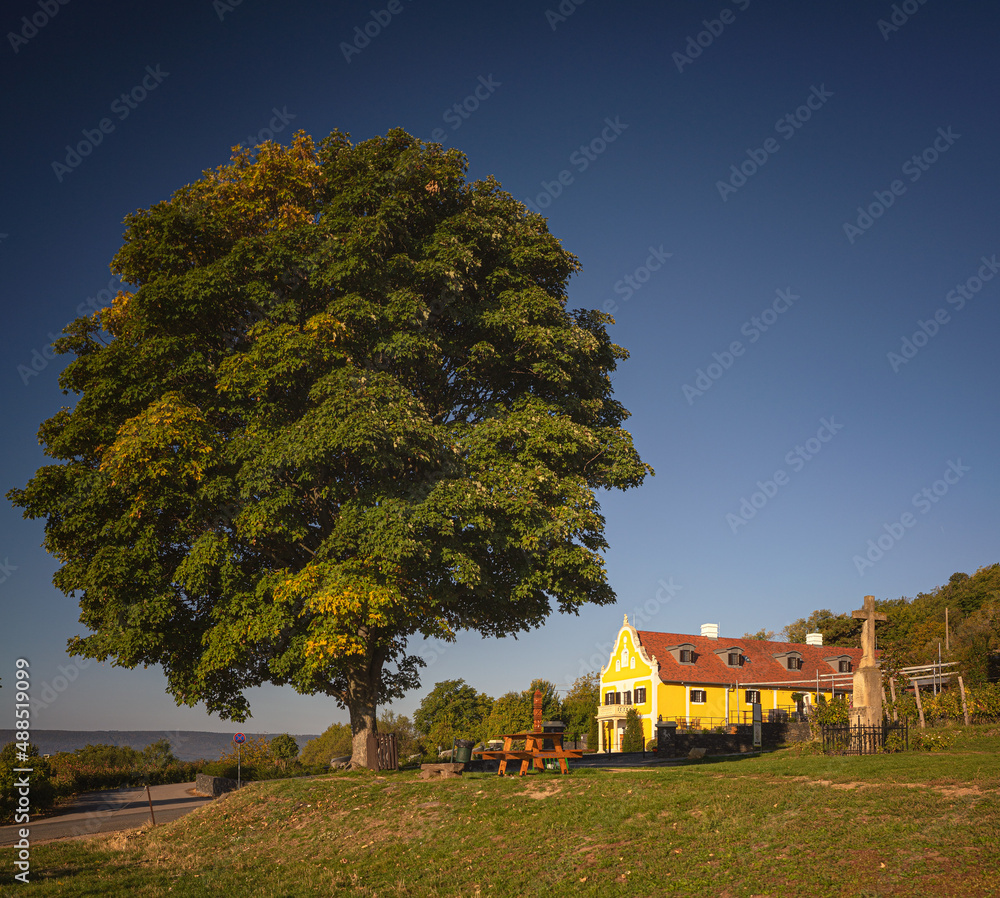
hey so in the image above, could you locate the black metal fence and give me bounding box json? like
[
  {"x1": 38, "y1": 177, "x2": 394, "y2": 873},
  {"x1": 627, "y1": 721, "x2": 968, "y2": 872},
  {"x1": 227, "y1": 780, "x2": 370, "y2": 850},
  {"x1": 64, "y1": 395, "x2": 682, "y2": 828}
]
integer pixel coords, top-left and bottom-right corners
[{"x1": 821, "y1": 721, "x2": 908, "y2": 755}]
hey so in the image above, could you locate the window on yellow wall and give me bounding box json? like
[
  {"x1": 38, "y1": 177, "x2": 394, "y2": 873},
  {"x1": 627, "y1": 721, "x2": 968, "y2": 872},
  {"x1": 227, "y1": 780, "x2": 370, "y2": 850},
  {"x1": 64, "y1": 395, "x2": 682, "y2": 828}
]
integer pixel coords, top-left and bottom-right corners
[
  {"x1": 691, "y1": 689, "x2": 707, "y2": 704},
  {"x1": 745, "y1": 689, "x2": 760, "y2": 704},
  {"x1": 634, "y1": 687, "x2": 646, "y2": 704},
  {"x1": 623, "y1": 691, "x2": 632, "y2": 705},
  {"x1": 630, "y1": 657, "x2": 635, "y2": 670}
]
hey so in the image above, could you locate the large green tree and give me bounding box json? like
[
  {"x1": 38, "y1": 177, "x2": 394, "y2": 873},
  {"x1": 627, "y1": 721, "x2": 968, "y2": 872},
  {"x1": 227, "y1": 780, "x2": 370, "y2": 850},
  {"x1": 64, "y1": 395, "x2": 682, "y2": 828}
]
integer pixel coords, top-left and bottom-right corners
[
  {"x1": 8, "y1": 129, "x2": 651, "y2": 768},
  {"x1": 413, "y1": 679, "x2": 492, "y2": 748},
  {"x1": 560, "y1": 672, "x2": 599, "y2": 743}
]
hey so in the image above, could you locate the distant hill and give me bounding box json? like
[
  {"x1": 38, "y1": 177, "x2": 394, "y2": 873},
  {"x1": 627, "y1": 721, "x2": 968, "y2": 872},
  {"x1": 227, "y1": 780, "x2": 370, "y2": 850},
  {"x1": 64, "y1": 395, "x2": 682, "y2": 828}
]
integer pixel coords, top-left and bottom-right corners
[{"x1": 0, "y1": 730, "x2": 321, "y2": 762}]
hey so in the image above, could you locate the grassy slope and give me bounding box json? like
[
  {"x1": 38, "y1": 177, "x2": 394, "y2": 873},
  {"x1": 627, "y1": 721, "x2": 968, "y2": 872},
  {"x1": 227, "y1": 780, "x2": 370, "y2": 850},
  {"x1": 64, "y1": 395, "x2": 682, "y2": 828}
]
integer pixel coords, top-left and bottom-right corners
[{"x1": 2, "y1": 728, "x2": 998, "y2": 897}]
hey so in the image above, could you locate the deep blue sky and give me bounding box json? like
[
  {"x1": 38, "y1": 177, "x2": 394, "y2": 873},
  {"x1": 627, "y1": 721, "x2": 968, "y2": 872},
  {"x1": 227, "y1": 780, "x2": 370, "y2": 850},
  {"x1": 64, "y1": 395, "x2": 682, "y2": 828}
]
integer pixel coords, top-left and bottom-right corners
[{"x1": 2, "y1": 0, "x2": 997, "y2": 735}]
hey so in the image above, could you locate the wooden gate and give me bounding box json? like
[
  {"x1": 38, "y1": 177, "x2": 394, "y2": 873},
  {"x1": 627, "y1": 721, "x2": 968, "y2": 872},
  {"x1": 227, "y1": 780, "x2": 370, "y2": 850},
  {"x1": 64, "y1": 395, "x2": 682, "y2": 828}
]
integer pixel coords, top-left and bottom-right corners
[{"x1": 364, "y1": 732, "x2": 398, "y2": 771}]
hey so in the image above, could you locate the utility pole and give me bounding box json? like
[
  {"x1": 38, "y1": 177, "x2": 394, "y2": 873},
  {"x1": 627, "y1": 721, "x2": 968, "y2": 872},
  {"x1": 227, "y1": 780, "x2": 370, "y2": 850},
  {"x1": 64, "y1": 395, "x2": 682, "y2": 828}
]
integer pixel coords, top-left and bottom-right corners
[{"x1": 945, "y1": 606, "x2": 949, "y2": 652}]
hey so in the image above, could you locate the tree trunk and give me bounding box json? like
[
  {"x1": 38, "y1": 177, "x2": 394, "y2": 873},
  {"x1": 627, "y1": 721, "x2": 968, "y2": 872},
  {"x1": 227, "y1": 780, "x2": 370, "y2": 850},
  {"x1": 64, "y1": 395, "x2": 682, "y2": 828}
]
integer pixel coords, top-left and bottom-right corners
[
  {"x1": 349, "y1": 692, "x2": 377, "y2": 770},
  {"x1": 346, "y1": 644, "x2": 385, "y2": 770}
]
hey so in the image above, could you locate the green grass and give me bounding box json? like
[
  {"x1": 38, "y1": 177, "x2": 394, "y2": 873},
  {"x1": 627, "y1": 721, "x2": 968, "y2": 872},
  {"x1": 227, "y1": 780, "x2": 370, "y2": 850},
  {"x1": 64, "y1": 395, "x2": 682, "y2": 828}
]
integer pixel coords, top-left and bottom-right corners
[{"x1": 3, "y1": 727, "x2": 999, "y2": 897}]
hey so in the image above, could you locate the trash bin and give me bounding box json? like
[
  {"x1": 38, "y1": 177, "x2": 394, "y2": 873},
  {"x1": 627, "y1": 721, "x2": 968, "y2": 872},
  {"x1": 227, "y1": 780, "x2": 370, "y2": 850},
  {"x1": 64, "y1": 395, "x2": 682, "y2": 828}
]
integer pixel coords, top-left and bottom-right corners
[{"x1": 454, "y1": 739, "x2": 475, "y2": 764}]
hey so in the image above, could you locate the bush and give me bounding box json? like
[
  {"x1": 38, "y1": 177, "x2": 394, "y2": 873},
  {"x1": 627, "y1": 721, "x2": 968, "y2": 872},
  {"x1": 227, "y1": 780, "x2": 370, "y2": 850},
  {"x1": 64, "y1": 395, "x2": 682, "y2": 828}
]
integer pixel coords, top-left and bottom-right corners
[
  {"x1": 301, "y1": 723, "x2": 353, "y2": 766},
  {"x1": 810, "y1": 695, "x2": 849, "y2": 737},
  {"x1": 621, "y1": 709, "x2": 644, "y2": 752},
  {"x1": 910, "y1": 730, "x2": 957, "y2": 752},
  {"x1": 0, "y1": 744, "x2": 56, "y2": 822}
]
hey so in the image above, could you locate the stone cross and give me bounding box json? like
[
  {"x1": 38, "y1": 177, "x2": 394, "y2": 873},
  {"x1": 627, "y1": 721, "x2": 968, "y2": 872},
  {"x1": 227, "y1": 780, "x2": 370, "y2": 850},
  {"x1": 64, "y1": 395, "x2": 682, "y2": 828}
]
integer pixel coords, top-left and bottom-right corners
[
  {"x1": 850, "y1": 595, "x2": 888, "y2": 728},
  {"x1": 852, "y1": 594, "x2": 887, "y2": 667},
  {"x1": 533, "y1": 689, "x2": 543, "y2": 732}
]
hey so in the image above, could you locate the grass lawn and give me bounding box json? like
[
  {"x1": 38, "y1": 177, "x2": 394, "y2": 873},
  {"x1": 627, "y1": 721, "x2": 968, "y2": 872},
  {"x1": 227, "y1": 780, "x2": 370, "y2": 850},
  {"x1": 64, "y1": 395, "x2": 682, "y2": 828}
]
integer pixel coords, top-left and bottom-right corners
[{"x1": 2, "y1": 727, "x2": 998, "y2": 897}]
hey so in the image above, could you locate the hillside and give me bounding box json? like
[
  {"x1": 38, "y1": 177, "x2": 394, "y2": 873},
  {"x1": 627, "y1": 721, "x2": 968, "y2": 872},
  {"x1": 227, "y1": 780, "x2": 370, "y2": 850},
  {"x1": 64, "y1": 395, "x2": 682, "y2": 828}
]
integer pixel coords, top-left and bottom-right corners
[
  {"x1": 0, "y1": 730, "x2": 320, "y2": 762},
  {"x1": 784, "y1": 563, "x2": 1000, "y2": 680},
  {"x1": 1, "y1": 732, "x2": 998, "y2": 896}
]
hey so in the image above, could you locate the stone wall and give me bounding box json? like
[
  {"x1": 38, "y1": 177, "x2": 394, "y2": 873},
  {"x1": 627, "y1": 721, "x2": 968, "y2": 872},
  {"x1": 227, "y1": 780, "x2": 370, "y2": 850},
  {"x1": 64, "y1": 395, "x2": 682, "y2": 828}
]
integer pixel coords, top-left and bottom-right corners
[
  {"x1": 655, "y1": 720, "x2": 811, "y2": 757},
  {"x1": 194, "y1": 773, "x2": 239, "y2": 797}
]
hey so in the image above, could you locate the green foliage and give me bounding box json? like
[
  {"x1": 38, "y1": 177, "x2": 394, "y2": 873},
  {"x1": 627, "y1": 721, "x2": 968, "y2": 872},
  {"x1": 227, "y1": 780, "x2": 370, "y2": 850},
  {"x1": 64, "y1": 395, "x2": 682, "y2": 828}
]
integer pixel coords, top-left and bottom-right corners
[
  {"x1": 967, "y1": 682, "x2": 1000, "y2": 720},
  {"x1": 300, "y1": 723, "x2": 354, "y2": 765},
  {"x1": 480, "y1": 678, "x2": 562, "y2": 743},
  {"x1": 71, "y1": 743, "x2": 143, "y2": 768},
  {"x1": 413, "y1": 679, "x2": 492, "y2": 748},
  {"x1": 485, "y1": 691, "x2": 531, "y2": 741},
  {"x1": 782, "y1": 610, "x2": 859, "y2": 646},
  {"x1": 269, "y1": 734, "x2": 299, "y2": 761},
  {"x1": 742, "y1": 628, "x2": 776, "y2": 641},
  {"x1": 952, "y1": 601, "x2": 1000, "y2": 686},
  {"x1": 377, "y1": 710, "x2": 420, "y2": 759},
  {"x1": 910, "y1": 730, "x2": 958, "y2": 752},
  {"x1": 782, "y1": 565, "x2": 1000, "y2": 682},
  {"x1": 811, "y1": 695, "x2": 850, "y2": 731},
  {"x1": 587, "y1": 713, "x2": 599, "y2": 752},
  {"x1": 142, "y1": 738, "x2": 178, "y2": 768},
  {"x1": 524, "y1": 678, "x2": 562, "y2": 723},
  {"x1": 561, "y1": 672, "x2": 599, "y2": 741},
  {"x1": 7, "y1": 129, "x2": 651, "y2": 769},
  {"x1": 621, "y1": 708, "x2": 644, "y2": 752},
  {"x1": 0, "y1": 744, "x2": 56, "y2": 822}
]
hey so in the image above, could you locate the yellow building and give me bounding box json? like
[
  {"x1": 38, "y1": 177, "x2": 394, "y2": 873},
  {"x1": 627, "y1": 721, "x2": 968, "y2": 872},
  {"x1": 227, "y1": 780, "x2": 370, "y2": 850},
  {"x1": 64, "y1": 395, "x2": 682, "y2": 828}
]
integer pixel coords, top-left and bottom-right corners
[{"x1": 596, "y1": 616, "x2": 864, "y2": 751}]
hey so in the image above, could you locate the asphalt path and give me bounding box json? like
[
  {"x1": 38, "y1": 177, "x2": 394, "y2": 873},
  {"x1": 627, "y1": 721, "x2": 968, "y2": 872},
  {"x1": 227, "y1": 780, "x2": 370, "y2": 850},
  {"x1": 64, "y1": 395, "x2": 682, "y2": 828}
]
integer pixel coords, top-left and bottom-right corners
[{"x1": 0, "y1": 781, "x2": 213, "y2": 845}]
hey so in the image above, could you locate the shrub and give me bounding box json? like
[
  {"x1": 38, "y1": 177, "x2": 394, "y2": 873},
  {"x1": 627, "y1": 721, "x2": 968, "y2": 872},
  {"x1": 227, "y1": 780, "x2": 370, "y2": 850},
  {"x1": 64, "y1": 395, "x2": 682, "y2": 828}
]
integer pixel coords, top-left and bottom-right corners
[
  {"x1": 0, "y1": 744, "x2": 56, "y2": 822},
  {"x1": 621, "y1": 709, "x2": 644, "y2": 752},
  {"x1": 810, "y1": 695, "x2": 850, "y2": 738},
  {"x1": 910, "y1": 730, "x2": 957, "y2": 752},
  {"x1": 301, "y1": 723, "x2": 354, "y2": 766}
]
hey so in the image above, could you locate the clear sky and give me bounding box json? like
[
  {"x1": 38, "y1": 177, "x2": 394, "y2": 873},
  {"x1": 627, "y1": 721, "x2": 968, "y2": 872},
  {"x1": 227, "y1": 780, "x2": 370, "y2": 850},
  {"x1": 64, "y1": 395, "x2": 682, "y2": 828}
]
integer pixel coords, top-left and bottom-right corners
[{"x1": 2, "y1": 0, "x2": 997, "y2": 736}]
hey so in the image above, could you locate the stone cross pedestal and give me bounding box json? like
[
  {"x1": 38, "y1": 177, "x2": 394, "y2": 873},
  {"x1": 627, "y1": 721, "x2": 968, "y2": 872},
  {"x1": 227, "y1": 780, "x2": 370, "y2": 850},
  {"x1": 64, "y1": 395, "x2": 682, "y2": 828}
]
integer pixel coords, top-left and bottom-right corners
[{"x1": 850, "y1": 594, "x2": 887, "y2": 727}]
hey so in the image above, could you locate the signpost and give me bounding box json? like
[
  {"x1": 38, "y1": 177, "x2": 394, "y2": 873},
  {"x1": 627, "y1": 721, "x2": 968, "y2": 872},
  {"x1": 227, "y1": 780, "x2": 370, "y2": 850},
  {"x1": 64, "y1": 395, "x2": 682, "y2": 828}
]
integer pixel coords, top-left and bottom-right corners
[
  {"x1": 234, "y1": 733, "x2": 246, "y2": 788},
  {"x1": 752, "y1": 703, "x2": 762, "y2": 750}
]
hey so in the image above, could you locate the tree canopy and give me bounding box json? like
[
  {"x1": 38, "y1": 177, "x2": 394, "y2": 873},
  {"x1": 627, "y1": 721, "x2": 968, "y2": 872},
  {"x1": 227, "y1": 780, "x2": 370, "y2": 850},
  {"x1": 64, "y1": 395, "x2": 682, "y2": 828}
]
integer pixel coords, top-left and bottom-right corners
[
  {"x1": 560, "y1": 672, "x2": 599, "y2": 741},
  {"x1": 779, "y1": 565, "x2": 1000, "y2": 684},
  {"x1": 413, "y1": 679, "x2": 492, "y2": 747},
  {"x1": 8, "y1": 128, "x2": 651, "y2": 766}
]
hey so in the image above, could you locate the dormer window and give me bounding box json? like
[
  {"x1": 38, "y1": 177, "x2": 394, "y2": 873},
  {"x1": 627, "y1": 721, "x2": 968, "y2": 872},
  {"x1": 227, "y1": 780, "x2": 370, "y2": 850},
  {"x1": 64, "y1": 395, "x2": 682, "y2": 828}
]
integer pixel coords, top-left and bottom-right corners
[
  {"x1": 668, "y1": 643, "x2": 697, "y2": 664},
  {"x1": 825, "y1": 655, "x2": 852, "y2": 674},
  {"x1": 715, "y1": 646, "x2": 745, "y2": 667},
  {"x1": 773, "y1": 650, "x2": 803, "y2": 670}
]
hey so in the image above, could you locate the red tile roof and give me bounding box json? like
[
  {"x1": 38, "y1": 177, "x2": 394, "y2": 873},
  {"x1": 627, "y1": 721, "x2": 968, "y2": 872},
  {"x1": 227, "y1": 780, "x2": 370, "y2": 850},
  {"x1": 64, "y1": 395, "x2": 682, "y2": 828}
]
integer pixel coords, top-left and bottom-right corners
[{"x1": 634, "y1": 630, "x2": 866, "y2": 689}]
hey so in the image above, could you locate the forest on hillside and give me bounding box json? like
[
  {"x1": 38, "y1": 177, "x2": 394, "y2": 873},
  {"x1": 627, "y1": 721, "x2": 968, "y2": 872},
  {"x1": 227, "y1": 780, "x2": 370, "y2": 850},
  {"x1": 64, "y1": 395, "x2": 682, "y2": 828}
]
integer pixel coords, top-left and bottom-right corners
[{"x1": 778, "y1": 564, "x2": 1000, "y2": 684}]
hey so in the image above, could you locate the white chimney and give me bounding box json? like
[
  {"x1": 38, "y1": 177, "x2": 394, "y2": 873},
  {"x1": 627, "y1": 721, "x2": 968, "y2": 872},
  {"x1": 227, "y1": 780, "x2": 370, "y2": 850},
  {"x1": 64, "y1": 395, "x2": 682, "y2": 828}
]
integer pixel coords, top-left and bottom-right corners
[
  {"x1": 700, "y1": 622, "x2": 719, "y2": 639},
  {"x1": 805, "y1": 632, "x2": 823, "y2": 646}
]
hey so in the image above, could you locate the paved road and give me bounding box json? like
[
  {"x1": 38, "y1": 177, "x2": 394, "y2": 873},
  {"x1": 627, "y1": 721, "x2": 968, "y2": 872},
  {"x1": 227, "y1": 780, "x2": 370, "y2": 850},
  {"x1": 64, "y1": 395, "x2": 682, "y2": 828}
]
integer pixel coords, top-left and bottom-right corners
[{"x1": 0, "y1": 781, "x2": 213, "y2": 845}]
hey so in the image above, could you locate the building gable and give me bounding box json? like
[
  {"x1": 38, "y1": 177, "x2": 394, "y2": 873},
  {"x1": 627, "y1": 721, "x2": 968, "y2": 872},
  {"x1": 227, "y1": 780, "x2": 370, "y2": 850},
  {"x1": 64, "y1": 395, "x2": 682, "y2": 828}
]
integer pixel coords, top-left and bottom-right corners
[{"x1": 602, "y1": 615, "x2": 655, "y2": 683}]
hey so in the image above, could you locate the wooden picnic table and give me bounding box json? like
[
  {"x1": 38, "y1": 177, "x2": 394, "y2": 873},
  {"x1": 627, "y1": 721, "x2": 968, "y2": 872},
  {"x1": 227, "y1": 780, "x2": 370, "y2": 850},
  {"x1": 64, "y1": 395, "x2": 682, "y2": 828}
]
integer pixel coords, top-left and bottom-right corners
[{"x1": 476, "y1": 729, "x2": 584, "y2": 776}]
